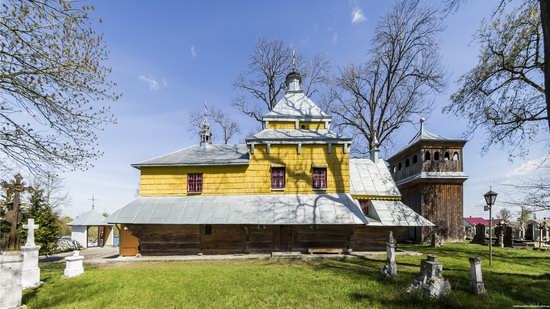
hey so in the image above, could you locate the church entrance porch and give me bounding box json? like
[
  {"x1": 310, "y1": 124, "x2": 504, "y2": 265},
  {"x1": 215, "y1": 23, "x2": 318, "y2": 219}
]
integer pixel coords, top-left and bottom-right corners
[{"x1": 119, "y1": 224, "x2": 410, "y2": 256}]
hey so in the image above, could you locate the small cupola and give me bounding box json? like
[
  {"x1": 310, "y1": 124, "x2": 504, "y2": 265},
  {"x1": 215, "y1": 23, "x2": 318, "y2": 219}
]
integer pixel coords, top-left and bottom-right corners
[
  {"x1": 199, "y1": 104, "x2": 212, "y2": 146},
  {"x1": 285, "y1": 50, "x2": 303, "y2": 93}
]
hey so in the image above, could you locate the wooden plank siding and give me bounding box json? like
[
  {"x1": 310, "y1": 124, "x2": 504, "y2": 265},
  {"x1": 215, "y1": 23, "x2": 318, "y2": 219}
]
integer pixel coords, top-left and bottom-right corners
[
  {"x1": 122, "y1": 224, "x2": 404, "y2": 255},
  {"x1": 139, "y1": 144, "x2": 349, "y2": 196},
  {"x1": 266, "y1": 121, "x2": 326, "y2": 130}
]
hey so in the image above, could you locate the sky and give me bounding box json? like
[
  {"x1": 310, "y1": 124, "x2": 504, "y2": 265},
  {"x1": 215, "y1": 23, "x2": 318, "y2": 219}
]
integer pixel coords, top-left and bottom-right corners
[{"x1": 55, "y1": 0, "x2": 549, "y2": 221}]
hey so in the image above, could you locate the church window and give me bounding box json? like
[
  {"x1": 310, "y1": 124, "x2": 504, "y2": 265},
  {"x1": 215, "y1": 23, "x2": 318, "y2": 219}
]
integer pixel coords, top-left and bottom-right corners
[
  {"x1": 398, "y1": 162, "x2": 402, "y2": 171},
  {"x1": 453, "y1": 152, "x2": 459, "y2": 161},
  {"x1": 434, "y1": 151, "x2": 440, "y2": 160},
  {"x1": 405, "y1": 159, "x2": 410, "y2": 167},
  {"x1": 204, "y1": 224, "x2": 212, "y2": 235},
  {"x1": 425, "y1": 151, "x2": 431, "y2": 160},
  {"x1": 444, "y1": 151, "x2": 450, "y2": 161},
  {"x1": 187, "y1": 173, "x2": 203, "y2": 193},
  {"x1": 271, "y1": 167, "x2": 286, "y2": 189},
  {"x1": 392, "y1": 166, "x2": 396, "y2": 173},
  {"x1": 413, "y1": 155, "x2": 418, "y2": 164},
  {"x1": 312, "y1": 168, "x2": 327, "y2": 189}
]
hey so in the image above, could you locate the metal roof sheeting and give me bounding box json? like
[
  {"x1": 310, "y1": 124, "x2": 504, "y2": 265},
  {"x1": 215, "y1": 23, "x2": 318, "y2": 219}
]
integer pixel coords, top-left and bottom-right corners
[
  {"x1": 263, "y1": 92, "x2": 330, "y2": 120},
  {"x1": 132, "y1": 144, "x2": 249, "y2": 168},
  {"x1": 247, "y1": 129, "x2": 351, "y2": 143},
  {"x1": 368, "y1": 200, "x2": 434, "y2": 227},
  {"x1": 349, "y1": 159, "x2": 400, "y2": 197},
  {"x1": 70, "y1": 209, "x2": 112, "y2": 226},
  {"x1": 107, "y1": 194, "x2": 369, "y2": 225}
]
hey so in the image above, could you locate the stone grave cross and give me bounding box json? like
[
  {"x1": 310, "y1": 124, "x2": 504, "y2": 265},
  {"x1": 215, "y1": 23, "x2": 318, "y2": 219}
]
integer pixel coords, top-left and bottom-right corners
[
  {"x1": 23, "y1": 219, "x2": 39, "y2": 247},
  {"x1": 1, "y1": 173, "x2": 33, "y2": 251}
]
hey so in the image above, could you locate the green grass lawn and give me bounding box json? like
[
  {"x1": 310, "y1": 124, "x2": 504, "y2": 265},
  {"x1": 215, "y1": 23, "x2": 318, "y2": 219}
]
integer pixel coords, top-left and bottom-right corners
[{"x1": 24, "y1": 243, "x2": 550, "y2": 308}]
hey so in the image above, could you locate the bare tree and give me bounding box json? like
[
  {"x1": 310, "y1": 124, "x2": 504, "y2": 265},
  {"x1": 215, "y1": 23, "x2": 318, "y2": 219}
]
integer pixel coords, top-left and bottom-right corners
[
  {"x1": 497, "y1": 208, "x2": 512, "y2": 223},
  {"x1": 501, "y1": 156, "x2": 550, "y2": 212},
  {"x1": 233, "y1": 38, "x2": 330, "y2": 122},
  {"x1": 327, "y1": 0, "x2": 445, "y2": 155},
  {"x1": 0, "y1": 0, "x2": 119, "y2": 175},
  {"x1": 187, "y1": 106, "x2": 241, "y2": 144},
  {"x1": 32, "y1": 172, "x2": 71, "y2": 209},
  {"x1": 445, "y1": 0, "x2": 547, "y2": 156}
]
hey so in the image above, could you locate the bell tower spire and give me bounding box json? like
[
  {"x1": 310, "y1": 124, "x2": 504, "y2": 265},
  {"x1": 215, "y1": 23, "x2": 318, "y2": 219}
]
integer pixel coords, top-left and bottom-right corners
[{"x1": 200, "y1": 103, "x2": 212, "y2": 146}]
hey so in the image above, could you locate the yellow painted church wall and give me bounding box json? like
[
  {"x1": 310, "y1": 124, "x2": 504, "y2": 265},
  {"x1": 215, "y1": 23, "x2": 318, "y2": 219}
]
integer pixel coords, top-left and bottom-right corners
[
  {"x1": 139, "y1": 144, "x2": 349, "y2": 196},
  {"x1": 266, "y1": 121, "x2": 326, "y2": 130}
]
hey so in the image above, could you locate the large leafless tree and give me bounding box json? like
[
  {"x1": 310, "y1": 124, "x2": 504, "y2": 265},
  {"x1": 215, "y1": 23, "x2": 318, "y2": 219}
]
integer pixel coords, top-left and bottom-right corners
[
  {"x1": 188, "y1": 106, "x2": 241, "y2": 144},
  {"x1": 327, "y1": 0, "x2": 445, "y2": 155},
  {"x1": 233, "y1": 38, "x2": 330, "y2": 122},
  {"x1": 445, "y1": 0, "x2": 547, "y2": 156},
  {"x1": 0, "y1": 0, "x2": 119, "y2": 175}
]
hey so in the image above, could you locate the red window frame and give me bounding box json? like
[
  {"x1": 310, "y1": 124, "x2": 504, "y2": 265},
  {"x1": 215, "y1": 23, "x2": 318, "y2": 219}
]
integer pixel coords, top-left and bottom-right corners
[
  {"x1": 187, "y1": 173, "x2": 203, "y2": 193},
  {"x1": 312, "y1": 168, "x2": 327, "y2": 189},
  {"x1": 271, "y1": 167, "x2": 285, "y2": 189}
]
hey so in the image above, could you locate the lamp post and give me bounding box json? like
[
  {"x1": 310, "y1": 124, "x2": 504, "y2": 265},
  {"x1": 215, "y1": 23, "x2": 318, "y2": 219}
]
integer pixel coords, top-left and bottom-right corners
[{"x1": 484, "y1": 188, "x2": 498, "y2": 267}]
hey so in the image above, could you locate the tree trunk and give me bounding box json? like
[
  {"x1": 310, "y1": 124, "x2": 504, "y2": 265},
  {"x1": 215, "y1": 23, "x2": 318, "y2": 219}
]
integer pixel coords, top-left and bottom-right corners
[{"x1": 540, "y1": 0, "x2": 550, "y2": 130}]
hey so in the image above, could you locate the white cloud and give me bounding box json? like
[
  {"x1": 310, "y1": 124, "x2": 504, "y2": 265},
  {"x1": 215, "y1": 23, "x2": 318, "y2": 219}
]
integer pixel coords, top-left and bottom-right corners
[
  {"x1": 505, "y1": 155, "x2": 550, "y2": 177},
  {"x1": 138, "y1": 75, "x2": 167, "y2": 91},
  {"x1": 190, "y1": 46, "x2": 197, "y2": 58},
  {"x1": 351, "y1": 7, "x2": 366, "y2": 24}
]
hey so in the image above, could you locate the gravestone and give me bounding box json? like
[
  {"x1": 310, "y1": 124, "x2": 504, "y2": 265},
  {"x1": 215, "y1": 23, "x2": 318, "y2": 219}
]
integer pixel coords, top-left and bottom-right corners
[
  {"x1": 504, "y1": 226, "x2": 513, "y2": 247},
  {"x1": 21, "y1": 218, "x2": 42, "y2": 288},
  {"x1": 0, "y1": 253, "x2": 24, "y2": 309},
  {"x1": 381, "y1": 231, "x2": 397, "y2": 277},
  {"x1": 472, "y1": 224, "x2": 486, "y2": 245},
  {"x1": 526, "y1": 223, "x2": 536, "y2": 241},
  {"x1": 407, "y1": 255, "x2": 451, "y2": 299},
  {"x1": 430, "y1": 232, "x2": 441, "y2": 248},
  {"x1": 64, "y1": 251, "x2": 85, "y2": 278},
  {"x1": 469, "y1": 257, "x2": 485, "y2": 295}
]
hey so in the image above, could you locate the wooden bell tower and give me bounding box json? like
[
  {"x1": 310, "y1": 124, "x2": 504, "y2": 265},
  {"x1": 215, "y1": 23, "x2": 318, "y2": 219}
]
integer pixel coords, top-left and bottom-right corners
[{"x1": 387, "y1": 119, "x2": 468, "y2": 242}]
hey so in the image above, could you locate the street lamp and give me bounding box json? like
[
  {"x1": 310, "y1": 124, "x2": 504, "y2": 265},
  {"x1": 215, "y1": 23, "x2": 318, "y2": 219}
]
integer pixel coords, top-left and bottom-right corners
[{"x1": 484, "y1": 188, "x2": 498, "y2": 267}]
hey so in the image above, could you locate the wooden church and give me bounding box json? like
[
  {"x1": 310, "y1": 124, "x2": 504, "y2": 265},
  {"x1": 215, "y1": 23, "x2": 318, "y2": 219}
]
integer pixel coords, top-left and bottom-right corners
[
  {"x1": 387, "y1": 119, "x2": 468, "y2": 242},
  {"x1": 107, "y1": 70, "x2": 433, "y2": 256}
]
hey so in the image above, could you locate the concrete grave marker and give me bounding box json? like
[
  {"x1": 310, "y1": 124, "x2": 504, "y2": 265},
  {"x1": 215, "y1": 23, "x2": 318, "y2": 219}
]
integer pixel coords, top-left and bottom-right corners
[
  {"x1": 381, "y1": 231, "x2": 397, "y2": 277},
  {"x1": 64, "y1": 250, "x2": 85, "y2": 278},
  {"x1": 21, "y1": 218, "x2": 42, "y2": 288},
  {"x1": 0, "y1": 253, "x2": 24, "y2": 309},
  {"x1": 469, "y1": 256, "x2": 485, "y2": 295},
  {"x1": 407, "y1": 255, "x2": 451, "y2": 299}
]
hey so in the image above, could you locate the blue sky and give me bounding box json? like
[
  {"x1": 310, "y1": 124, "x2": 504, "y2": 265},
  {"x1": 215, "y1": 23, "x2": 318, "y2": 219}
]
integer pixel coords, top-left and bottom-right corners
[{"x1": 60, "y1": 0, "x2": 549, "y2": 220}]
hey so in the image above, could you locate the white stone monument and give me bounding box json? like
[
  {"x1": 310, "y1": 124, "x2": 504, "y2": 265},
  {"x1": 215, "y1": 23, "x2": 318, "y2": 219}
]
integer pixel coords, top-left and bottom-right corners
[
  {"x1": 469, "y1": 256, "x2": 485, "y2": 295},
  {"x1": 64, "y1": 250, "x2": 84, "y2": 278},
  {"x1": 21, "y1": 218, "x2": 42, "y2": 288},
  {"x1": 0, "y1": 253, "x2": 24, "y2": 309},
  {"x1": 381, "y1": 231, "x2": 397, "y2": 277}
]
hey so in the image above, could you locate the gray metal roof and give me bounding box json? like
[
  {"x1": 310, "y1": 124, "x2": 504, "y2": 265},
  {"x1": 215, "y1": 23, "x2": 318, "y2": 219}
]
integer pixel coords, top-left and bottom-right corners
[
  {"x1": 395, "y1": 171, "x2": 469, "y2": 186},
  {"x1": 263, "y1": 92, "x2": 330, "y2": 120},
  {"x1": 107, "y1": 194, "x2": 368, "y2": 225},
  {"x1": 349, "y1": 159, "x2": 400, "y2": 197},
  {"x1": 132, "y1": 144, "x2": 249, "y2": 168},
  {"x1": 246, "y1": 129, "x2": 351, "y2": 143},
  {"x1": 390, "y1": 127, "x2": 466, "y2": 161},
  {"x1": 70, "y1": 209, "x2": 112, "y2": 226},
  {"x1": 367, "y1": 200, "x2": 434, "y2": 227}
]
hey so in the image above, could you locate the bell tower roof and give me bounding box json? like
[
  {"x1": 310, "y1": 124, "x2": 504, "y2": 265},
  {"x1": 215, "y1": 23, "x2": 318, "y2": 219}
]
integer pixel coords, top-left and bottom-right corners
[
  {"x1": 388, "y1": 118, "x2": 466, "y2": 162},
  {"x1": 199, "y1": 103, "x2": 212, "y2": 146}
]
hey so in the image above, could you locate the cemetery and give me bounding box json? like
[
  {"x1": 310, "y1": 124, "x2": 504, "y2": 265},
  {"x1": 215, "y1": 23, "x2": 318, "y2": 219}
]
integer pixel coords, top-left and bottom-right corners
[{"x1": 1, "y1": 0, "x2": 549, "y2": 308}]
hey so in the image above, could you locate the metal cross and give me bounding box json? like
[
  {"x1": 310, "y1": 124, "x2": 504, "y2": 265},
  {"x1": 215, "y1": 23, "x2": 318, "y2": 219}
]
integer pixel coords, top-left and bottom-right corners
[
  {"x1": 1, "y1": 173, "x2": 33, "y2": 251},
  {"x1": 89, "y1": 194, "x2": 98, "y2": 210}
]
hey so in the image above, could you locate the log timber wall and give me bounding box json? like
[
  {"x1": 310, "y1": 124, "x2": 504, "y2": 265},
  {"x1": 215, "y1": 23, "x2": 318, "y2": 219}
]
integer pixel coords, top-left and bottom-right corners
[{"x1": 121, "y1": 224, "x2": 408, "y2": 256}]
